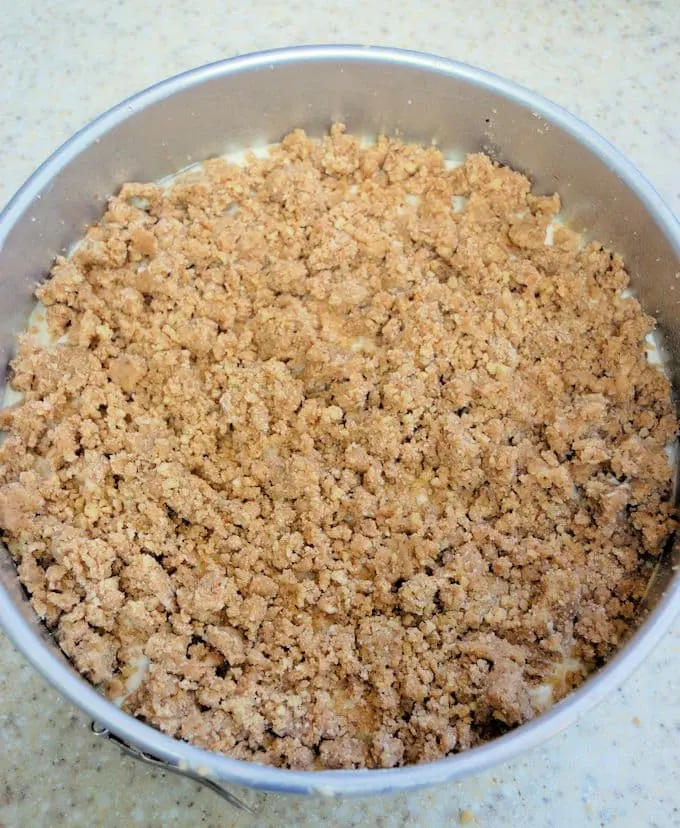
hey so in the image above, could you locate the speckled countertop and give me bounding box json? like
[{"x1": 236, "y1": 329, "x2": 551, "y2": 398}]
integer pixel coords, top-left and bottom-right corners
[{"x1": 1, "y1": 2, "x2": 679, "y2": 826}]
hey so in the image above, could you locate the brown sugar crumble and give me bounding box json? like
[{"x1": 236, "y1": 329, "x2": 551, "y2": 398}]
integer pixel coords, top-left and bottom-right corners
[{"x1": 0, "y1": 125, "x2": 676, "y2": 769}]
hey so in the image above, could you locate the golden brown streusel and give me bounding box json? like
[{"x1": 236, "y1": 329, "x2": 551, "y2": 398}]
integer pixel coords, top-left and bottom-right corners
[{"x1": 0, "y1": 125, "x2": 676, "y2": 769}]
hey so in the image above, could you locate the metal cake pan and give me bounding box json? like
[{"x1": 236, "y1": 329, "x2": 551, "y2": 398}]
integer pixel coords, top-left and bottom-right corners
[{"x1": 0, "y1": 45, "x2": 679, "y2": 798}]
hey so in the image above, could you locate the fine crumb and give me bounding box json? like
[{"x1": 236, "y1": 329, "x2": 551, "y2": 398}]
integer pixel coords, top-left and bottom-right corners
[
  {"x1": 459, "y1": 810, "x2": 476, "y2": 825},
  {"x1": 0, "y1": 124, "x2": 676, "y2": 769}
]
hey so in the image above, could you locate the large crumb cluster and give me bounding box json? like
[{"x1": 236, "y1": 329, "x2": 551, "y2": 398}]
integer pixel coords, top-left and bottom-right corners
[{"x1": 0, "y1": 125, "x2": 676, "y2": 769}]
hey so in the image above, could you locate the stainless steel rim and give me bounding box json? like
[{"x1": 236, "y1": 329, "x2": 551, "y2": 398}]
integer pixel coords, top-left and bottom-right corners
[{"x1": 1, "y1": 44, "x2": 679, "y2": 797}]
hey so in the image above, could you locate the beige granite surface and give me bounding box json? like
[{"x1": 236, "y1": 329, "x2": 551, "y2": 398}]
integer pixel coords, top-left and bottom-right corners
[{"x1": 1, "y1": 1, "x2": 679, "y2": 825}]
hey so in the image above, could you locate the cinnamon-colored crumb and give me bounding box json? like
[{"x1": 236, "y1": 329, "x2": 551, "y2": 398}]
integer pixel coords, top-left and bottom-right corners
[{"x1": 0, "y1": 125, "x2": 676, "y2": 769}]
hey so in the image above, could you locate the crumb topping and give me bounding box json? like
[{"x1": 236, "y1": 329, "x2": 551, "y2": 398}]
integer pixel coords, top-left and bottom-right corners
[{"x1": 0, "y1": 125, "x2": 675, "y2": 769}]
